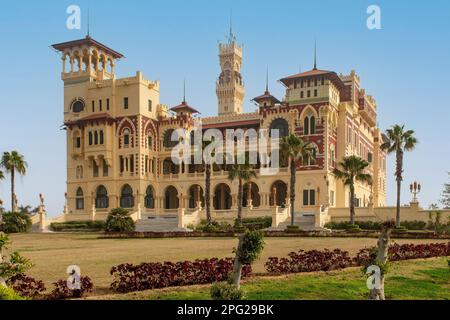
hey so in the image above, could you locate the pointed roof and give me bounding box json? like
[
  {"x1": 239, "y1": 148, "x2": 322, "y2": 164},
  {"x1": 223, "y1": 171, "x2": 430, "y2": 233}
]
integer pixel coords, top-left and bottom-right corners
[
  {"x1": 170, "y1": 101, "x2": 200, "y2": 114},
  {"x1": 279, "y1": 68, "x2": 345, "y2": 90},
  {"x1": 51, "y1": 36, "x2": 124, "y2": 59},
  {"x1": 252, "y1": 91, "x2": 280, "y2": 105}
]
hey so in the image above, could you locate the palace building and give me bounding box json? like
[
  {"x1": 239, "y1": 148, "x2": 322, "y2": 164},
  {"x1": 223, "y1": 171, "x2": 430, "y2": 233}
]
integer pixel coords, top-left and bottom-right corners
[{"x1": 50, "y1": 31, "x2": 387, "y2": 230}]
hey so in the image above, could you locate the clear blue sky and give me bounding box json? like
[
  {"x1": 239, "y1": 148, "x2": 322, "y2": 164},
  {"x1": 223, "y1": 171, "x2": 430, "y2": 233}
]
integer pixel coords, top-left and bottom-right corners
[{"x1": 0, "y1": 0, "x2": 449, "y2": 215}]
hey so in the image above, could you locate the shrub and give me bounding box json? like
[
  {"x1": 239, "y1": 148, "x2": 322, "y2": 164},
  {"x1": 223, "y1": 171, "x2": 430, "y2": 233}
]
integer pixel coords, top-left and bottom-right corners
[
  {"x1": 2, "y1": 212, "x2": 32, "y2": 233},
  {"x1": 238, "y1": 217, "x2": 272, "y2": 230},
  {"x1": 286, "y1": 225, "x2": 299, "y2": 232},
  {"x1": 210, "y1": 281, "x2": 244, "y2": 300},
  {"x1": 400, "y1": 220, "x2": 427, "y2": 230},
  {"x1": 105, "y1": 208, "x2": 135, "y2": 232},
  {"x1": 265, "y1": 249, "x2": 353, "y2": 274},
  {"x1": 110, "y1": 258, "x2": 252, "y2": 293},
  {"x1": 8, "y1": 274, "x2": 46, "y2": 298},
  {"x1": 354, "y1": 242, "x2": 450, "y2": 265},
  {"x1": 50, "y1": 220, "x2": 105, "y2": 232},
  {"x1": 195, "y1": 220, "x2": 232, "y2": 233},
  {"x1": 49, "y1": 276, "x2": 93, "y2": 300},
  {"x1": 325, "y1": 221, "x2": 381, "y2": 230},
  {"x1": 0, "y1": 285, "x2": 25, "y2": 300}
]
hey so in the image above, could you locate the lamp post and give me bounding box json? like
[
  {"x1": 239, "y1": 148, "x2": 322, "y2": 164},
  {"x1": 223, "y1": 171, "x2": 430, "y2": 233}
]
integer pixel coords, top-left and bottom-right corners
[{"x1": 410, "y1": 181, "x2": 421, "y2": 202}]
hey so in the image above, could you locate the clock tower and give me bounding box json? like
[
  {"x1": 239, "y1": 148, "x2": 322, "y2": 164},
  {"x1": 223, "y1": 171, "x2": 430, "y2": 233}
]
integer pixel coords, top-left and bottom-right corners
[{"x1": 216, "y1": 30, "x2": 245, "y2": 115}]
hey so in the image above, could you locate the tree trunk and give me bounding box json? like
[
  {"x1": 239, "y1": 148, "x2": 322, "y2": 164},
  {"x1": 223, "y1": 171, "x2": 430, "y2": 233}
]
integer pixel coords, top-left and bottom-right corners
[
  {"x1": 395, "y1": 150, "x2": 403, "y2": 227},
  {"x1": 368, "y1": 225, "x2": 392, "y2": 300},
  {"x1": 205, "y1": 163, "x2": 211, "y2": 224},
  {"x1": 11, "y1": 168, "x2": 16, "y2": 212},
  {"x1": 237, "y1": 178, "x2": 243, "y2": 225},
  {"x1": 231, "y1": 234, "x2": 245, "y2": 289},
  {"x1": 290, "y1": 158, "x2": 296, "y2": 226},
  {"x1": 349, "y1": 182, "x2": 355, "y2": 225}
]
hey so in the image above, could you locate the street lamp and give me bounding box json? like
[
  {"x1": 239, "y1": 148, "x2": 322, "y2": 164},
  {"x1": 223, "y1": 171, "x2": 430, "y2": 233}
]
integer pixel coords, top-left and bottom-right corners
[{"x1": 409, "y1": 181, "x2": 421, "y2": 202}]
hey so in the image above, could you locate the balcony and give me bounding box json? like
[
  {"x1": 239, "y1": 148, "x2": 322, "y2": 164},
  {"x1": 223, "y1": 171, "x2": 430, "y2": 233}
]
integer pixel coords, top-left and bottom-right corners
[{"x1": 358, "y1": 96, "x2": 377, "y2": 127}]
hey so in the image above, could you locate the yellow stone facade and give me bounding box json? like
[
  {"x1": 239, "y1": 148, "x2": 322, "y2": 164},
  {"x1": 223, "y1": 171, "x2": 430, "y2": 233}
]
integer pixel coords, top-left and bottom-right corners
[{"x1": 51, "y1": 34, "x2": 388, "y2": 227}]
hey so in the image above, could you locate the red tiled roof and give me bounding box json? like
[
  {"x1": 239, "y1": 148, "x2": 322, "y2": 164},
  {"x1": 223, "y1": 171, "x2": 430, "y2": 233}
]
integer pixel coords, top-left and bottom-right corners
[
  {"x1": 51, "y1": 36, "x2": 124, "y2": 59},
  {"x1": 202, "y1": 119, "x2": 260, "y2": 129},
  {"x1": 64, "y1": 113, "x2": 115, "y2": 126},
  {"x1": 170, "y1": 101, "x2": 200, "y2": 114},
  {"x1": 252, "y1": 91, "x2": 281, "y2": 104},
  {"x1": 279, "y1": 68, "x2": 345, "y2": 90}
]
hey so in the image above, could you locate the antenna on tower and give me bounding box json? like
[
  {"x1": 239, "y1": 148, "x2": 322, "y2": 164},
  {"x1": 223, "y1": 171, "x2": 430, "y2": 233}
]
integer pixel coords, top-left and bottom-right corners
[
  {"x1": 265, "y1": 65, "x2": 269, "y2": 93},
  {"x1": 228, "y1": 9, "x2": 235, "y2": 43},
  {"x1": 313, "y1": 40, "x2": 317, "y2": 70},
  {"x1": 87, "y1": 8, "x2": 91, "y2": 37},
  {"x1": 183, "y1": 78, "x2": 186, "y2": 103}
]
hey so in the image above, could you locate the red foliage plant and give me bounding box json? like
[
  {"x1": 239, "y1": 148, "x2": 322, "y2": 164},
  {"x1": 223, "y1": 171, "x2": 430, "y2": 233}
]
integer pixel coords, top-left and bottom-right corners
[
  {"x1": 110, "y1": 257, "x2": 252, "y2": 293},
  {"x1": 49, "y1": 276, "x2": 94, "y2": 300},
  {"x1": 265, "y1": 249, "x2": 353, "y2": 274},
  {"x1": 8, "y1": 274, "x2": 46, "y2": 298}
]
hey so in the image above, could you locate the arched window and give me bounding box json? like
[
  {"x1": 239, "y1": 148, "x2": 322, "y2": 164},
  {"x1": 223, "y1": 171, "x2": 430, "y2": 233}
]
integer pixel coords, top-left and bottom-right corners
[
  {"x1": 310, "y1": 116, "x2": 316, "y2": 134},
  {"x1": 269, "y1": 118, "x2": 289, "y2": 138},
  {"x1": 123, "y1": 130, "x2": 130, "y2": 147},
  {"x1": 303, "y1": 117, "x2": 309, "y2": 135},
  {"x1": 304, "y1": 145, "x2": 318, "y2": 166},
  {"x1": 88, "y1": 131, "x2": 93, "y2": 145},
  {"x1": 75, "y1": 187, "x2": 84, "y2": 210},
  {"x1": 94, "y1": 131, "x2": 99, "y2": 145},
  {"x1": 71, "y1": 99, "x2": 85, "y2": 113},
  {"x1": 147, "y1": 135, "x2": 153, "y2": 149},
  {"x1": 95, "y1": 185, "x2": 109, "y2": 209},
  {"x1": 144, "y1": 186, "x2": 155, "y2": 209},
  {"x1": 99, "y1": 130, "x2": 104, "y2": 144},
  {"x1": 120, "y1": 184, "x2": 134, "y2": 208},
  {"x1": 163, "y1": 129, "x2": 177, "y2": 148}
]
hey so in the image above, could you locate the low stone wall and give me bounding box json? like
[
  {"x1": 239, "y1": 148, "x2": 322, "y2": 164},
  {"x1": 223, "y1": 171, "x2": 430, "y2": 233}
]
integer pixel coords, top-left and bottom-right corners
[{"x1": 329, "y1": 202, "x2": 450, "y2": 224}]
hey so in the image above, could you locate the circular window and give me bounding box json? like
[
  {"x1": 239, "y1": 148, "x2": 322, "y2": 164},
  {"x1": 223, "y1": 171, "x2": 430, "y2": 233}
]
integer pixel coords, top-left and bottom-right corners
[{"x1": 71, "y1": 99, "x2": 85, "y2": 113}]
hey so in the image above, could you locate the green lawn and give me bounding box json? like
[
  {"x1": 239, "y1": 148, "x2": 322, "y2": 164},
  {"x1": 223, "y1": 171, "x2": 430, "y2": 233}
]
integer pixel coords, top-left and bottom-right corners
[{"x1": 90, "y1": 257, "x2": 450, "y2": 300}]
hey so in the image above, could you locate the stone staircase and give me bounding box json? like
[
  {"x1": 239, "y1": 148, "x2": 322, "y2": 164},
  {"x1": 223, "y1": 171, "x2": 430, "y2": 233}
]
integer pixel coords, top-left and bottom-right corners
[
  {"x1": 135, "y1": 215, "x2": 181, "y2": 232},
  {"x1": 277, "y1": 213, "x2": 317, "y2": 231}
]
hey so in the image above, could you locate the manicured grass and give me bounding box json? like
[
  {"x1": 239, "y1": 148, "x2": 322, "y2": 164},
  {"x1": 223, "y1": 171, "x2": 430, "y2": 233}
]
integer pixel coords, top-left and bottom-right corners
[
  {"x1": 8, "y1": 233, "x2": 449, "y2": 298},
  {"x1": 91, "y1": 258, "x2": 449, "y2": 300}
]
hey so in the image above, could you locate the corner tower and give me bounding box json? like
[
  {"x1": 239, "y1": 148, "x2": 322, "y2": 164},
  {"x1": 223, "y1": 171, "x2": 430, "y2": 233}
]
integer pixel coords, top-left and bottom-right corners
[{"x1": 216, "y1": 30, "x2": 245, "y2": 115}]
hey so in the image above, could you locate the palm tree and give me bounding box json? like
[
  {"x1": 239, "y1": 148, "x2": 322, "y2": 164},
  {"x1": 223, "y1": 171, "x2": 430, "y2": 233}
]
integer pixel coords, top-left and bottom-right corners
[
  {"x1": 202, "y1": 141, "x2": 213, "y2": 225},
  {"x1": 280, "y1": 134, "x2": 314, "y2": 226},
  {"x1": 381, "y1": 125, "x2": 418, "y2": 227},
  {"x1": 333, "y1": 155, "x2": 372, "y2": 225},
  {"x1": 0, "y1": 151, "x2": 28, "y2": 212},
  {"x1": 228, "y1": 156, "x2": 257, "y2": 226}
]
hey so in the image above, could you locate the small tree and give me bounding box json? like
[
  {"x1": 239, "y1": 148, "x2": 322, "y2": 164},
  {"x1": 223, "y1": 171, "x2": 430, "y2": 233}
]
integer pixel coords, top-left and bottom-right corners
[
  {"x1": 0, "y1": 233, "x2": 33, "y2": 286},
  {"x1": 333, "y1": 156, "x2": 372, "y2": 225},
  {"x1": 366, "y1": 220, "x2": 395, "y2": 300},
  {"x1": 440, "y1": 172, "x2": 450, "y2": 209},
  {"x1": 2, "y1": 212, "x2": 32, "y2": 233},
  {"x1": 105, "y1": 208, "x2": 135, "y2": 232}
]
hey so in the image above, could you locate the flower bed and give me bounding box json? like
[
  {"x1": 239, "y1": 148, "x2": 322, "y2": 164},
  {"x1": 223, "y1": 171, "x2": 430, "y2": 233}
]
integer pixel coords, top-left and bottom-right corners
[
  {"x1": 266, "y1": 242, "x2": 450, "y2": 274},
  {"x1": 110, "y1": 258, "x2": 252, "y2": 293},
  {"x1": 265, "y1": 249, "x2": 353, "y2": 274}
]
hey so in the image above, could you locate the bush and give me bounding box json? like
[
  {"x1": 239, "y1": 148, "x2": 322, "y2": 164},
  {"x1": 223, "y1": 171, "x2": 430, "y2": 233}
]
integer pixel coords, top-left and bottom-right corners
[
  {"x1": 238, "y1": 217, "x2": 272, "y2": 230},
  {"x1": 195, "y1": 220, "x2": 233, "y2": 233},
  {"x1": 325, "y1": 221, "x2": 381, "y2": 230},
  {"x1": 8, "y1": 274, "x2": 46, "y2": 298},
  {"x1": 354, "y1": 242, "x2": 450, "y2": 266},
  {"x1": 110, "y1": 258, "x2": 252, "y2": 293},
  {"x1": 210, "y1": 281, "x2": 244, "y2": 300},
  {"x1": 50, "y1": 220, "x2": 105, "y2": 232},
  {"x1": 105, "y1": 208, "x2": 135, "y2": 232},
  {"x1": 400, "y1": 220, "x2": 427, "y2": 230},
  {"x1": 49, "y1": 276, "x2": 93, "y2": 300},
  {"x1": 1, "y1": 212, "x2": 32, "y2": 233},
  {"x1": 265, "y1": 249, "x2": 353, "y2": 274},
  {"x1": 286, "y1": 225, "x2": 300, "y2": 232},
  {"x1": 0, "y1": 285, "x2": 25, "y2": 300}
]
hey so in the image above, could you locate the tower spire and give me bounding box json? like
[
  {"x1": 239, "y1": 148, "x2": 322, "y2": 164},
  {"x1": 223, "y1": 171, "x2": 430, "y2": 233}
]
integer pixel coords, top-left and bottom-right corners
[
  {"x1": 265, "y1": 66, "x2": 269, "y2": 93},
  {"x1": 87, "y1": 8, "x2": 90, "y2": 37},
  {"x1": 183, "y1": 78, "x2": 186, "y2": 103},
  {"x1": 228, "y1": 9, "x2": 235, "y2": 43},
  {"x1": 313, "y1": 40, "x2": 317, "y2": 70}
]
